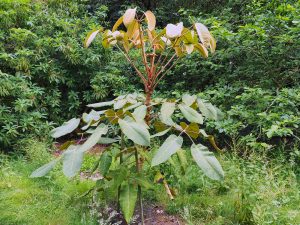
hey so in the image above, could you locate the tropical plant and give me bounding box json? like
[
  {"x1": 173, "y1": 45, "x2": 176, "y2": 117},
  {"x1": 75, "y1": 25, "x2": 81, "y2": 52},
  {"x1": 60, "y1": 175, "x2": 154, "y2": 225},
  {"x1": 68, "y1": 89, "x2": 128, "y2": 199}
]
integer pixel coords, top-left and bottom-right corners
[{"x1": 31, "y1": 8, "x2": 224, "y2": 224}]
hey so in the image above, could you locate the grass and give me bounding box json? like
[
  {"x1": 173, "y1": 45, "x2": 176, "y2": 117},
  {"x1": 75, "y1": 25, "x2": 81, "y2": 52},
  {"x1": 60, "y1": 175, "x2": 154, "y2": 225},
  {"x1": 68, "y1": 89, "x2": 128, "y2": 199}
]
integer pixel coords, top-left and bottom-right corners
[
  {"x1": 151, "y1": 152, "x2": 300, "y2": 225},
  {"x1": 0, "y1": 139, "x2": 299, "y2": 225}
]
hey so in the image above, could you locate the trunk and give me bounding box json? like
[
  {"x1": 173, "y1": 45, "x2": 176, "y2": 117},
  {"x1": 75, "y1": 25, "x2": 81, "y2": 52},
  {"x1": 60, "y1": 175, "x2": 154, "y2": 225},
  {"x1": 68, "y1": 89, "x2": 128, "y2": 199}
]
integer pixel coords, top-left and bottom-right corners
[{"x1": 144, "y1": 87, "x2": 153, "y2": 125}]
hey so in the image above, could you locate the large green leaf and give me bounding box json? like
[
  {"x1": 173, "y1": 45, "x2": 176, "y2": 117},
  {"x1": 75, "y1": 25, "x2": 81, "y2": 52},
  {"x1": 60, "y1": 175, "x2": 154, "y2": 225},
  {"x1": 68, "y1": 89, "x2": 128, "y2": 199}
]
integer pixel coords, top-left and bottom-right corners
[
  {"x1": 178, "y1": 104, "x2": 203, "y2": 124},
  {"x1": 30, "y1": 159, "x2": 59, "y2": 178},
  {"x1": 78, "y1": 124, "x2": 108, "y2": 152},
  {"x1": 63, "y1": 145, "x2": 84, "y2": 178},
  {"x1": 151, "y1": 134, "x2": 183, "y2": 166},
  {"x1": 119, "y1": 182, "x2": 138, "y2": 223},
  {"x1": 150, "y1": 127, "x2": 171, "y2": 138},
  {"x1": 99, "y1": 151, "x2": 112, "y2": 176},
  {"x1": 50, "y1": 118, "x2": 80, "y2": 138},
  {"x1": 191, "y1": 144, "x2": 224, "y2": 181},
  {"x1": 118, "y1": 117, "x2": 150, "y2": 146},
  {"x1": 182, "y1": 94, "x2": 196, "y2": 106},
  {"x1": 197, "y1": 98, "x2": 223, "y2": 120},
  {"x1": 87, "y1": 100, "x2": 114, "y2": 108},
  {"x1": 132, "y1": 105, "x2": 147, "y2": 122},
  {"x1": 98, "y1": 137, "x2": 119, "y2": 144},
  {"x1": 160, "y1": 102, "x2": 175, "y2": 126}
]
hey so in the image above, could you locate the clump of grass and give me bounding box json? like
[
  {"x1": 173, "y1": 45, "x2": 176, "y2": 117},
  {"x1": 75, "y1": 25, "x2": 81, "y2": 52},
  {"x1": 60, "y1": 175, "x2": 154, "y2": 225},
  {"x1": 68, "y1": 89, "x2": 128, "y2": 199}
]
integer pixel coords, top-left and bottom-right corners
[{"x1": 151, "y1": 152, "x2": 300, "y2": 225}]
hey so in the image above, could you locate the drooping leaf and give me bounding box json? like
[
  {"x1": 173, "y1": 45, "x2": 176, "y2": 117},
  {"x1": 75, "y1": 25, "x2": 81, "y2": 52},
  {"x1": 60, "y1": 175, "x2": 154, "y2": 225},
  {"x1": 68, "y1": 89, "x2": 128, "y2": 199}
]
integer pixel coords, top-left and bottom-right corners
[
  {"x1": 185, "y1": 44, "x2": 194, "y2": 54},
  {"x1": 118, "y1": 117, "x2": 150, "y2": 146},
  {"x1": 63, "y1": 145, "x2": 84, "y2": 178},
  {"x1": 194, "y1": 23, "x2": 216, "y2": 52},
  {"x1": 112, "y1": 16, "x2": 123, "y2": 31},
  {"x1": 99, "y1": 151, "x2": 112, "y2": 176},
  {"x1": 182, "y1": 93, "x2": 197, "y2": 106},
  {"x1": 151, "y1": 135, "x2": 183, "y2": 166},
  {"x1": 194, "y1": 43, "x2": 208, "y2": 58},
  {"x1": 50, "y1": 118, "x2": 80, "y2": 138},
  {"x1": 87, "y1": 100, "x2": 114, "y2": 108},
  {"x1": 191, "y1": 144, "x2": 224, "y2": 181},
  {"x1": 197, "y1": 98, "x2": 223, "y2": 120},
  {"x1": 78, "y1": 124, "x2": 108, "y2": 152},
  {"x1": 98, "y1": 137, "x2": 119, "y2": 144},
  {"x1": 123, "y1": 8, "x2": 137, "y2": 27},
  {"x1": 131, "y1": 175, "x2": 153, "y2": 189},
  {"x1": 120, "y1": 182, "x2": 138, "y2": 223},
  {"x1": 114, "y1": 99, "x2": 127, "y2": 110},
  {"x1": 178, "y1": 104, "x2": 203, "y2": 124},
  {"x1": 144, "y1": 10, "x2": 156, "y2": 31},
  {"x1": 30, "y1": 159, "x2": 59, "y2": 178},
  {"x1": 151, "y1": 127, "x2": 171, "y2": 138},
  {"x1": 84, "y1": 28, "x2": 102, "y2": 48},
  {"x1": 160, "y1": 102, "x2": 176, "y2": 126}
]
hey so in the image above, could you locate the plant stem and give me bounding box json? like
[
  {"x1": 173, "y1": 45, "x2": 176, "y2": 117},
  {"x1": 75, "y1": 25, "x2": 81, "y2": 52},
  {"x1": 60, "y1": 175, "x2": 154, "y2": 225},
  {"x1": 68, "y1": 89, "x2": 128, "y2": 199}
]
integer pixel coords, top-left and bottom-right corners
[
  {"x1": 135, "y1": 148, "x2": 145, "y2": 225},
  {"x1": 117, "y1": 133, "x2": 125, "y2": 212}
]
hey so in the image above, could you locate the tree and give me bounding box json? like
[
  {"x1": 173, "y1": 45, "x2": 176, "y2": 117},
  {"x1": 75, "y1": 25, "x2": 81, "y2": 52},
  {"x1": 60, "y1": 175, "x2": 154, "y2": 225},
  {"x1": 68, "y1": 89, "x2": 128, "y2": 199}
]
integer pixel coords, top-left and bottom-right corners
[{"x1": 31, "y1": 8, "x2": 224, "y2": 224}]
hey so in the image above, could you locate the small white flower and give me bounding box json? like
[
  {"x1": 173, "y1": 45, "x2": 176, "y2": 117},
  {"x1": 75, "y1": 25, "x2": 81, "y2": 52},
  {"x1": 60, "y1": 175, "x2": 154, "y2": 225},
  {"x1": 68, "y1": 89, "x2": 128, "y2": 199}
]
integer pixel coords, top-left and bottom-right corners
[{"x1": 166, "y1": 22, "x2": 183, "y2": 39}]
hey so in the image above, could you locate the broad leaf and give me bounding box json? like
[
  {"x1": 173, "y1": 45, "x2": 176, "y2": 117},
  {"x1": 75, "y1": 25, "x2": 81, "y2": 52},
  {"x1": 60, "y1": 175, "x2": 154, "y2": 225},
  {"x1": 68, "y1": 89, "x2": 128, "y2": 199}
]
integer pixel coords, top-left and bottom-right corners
[
  {"x1": 63, "y1": 145, "x2": 84, "y2": 178},
  {"x1": 150, "y1": 127, "x2": 171, "y2": 138},
  {"x1": 197, "y1": 98, "x2": 223, "y2": 120},
  {"x1": 182, "y1": 93, "x2": 197, "y2": 106},
  {"x1": 114, "y1": 99, "x2": 127, "y2": 110},
  {"x1": 123, "y1": 8, "x2": 136, "y2": 27},
  {"x1": 112, "y1": 16, "x2": 123, "y2": 31},
  {"x1": 194, "y1": 43, "x2": 208, "y2": 58},
  {"x1": 166, "y1": 22, "x2": 183, "y2": 39},
  {"x1": 132, "y1": 105, "x2": 147, "y2": 122},
  {"x1": 151, "y1": 135, "x2": 183, "y2": 166},
  {"x1": 178, "y1": 104, "x2": 203, "y2": 124},
  {"x1": 98, "y1": 137, "x2": 119, "y2": 144},
  {"x1": 30, "y1": 159, "x2": 59, "y2": 178},
  {"x1": 87, "y1": 100, "x2": 114, "y2": 108},
  {"x1": 99, "y1": 151, "x2": 112, "y2": 176},
  {"x1": 160, "y1": 102, "x2": 175, "y2": 126},
  {"x1": 194, "y1": 23, "x2": 216, "y2": 52},
  {"x1": 191, "y1": 144, "x2": 224, "y2": 181},
  {"x1": 84, "y1": 28, "x2": 102, "y2": 48},
  {"x1": 144, "y1": 10, "x2": 156, "y2": 31},
  {"x1": 180, "y1": 122, "x2": 199, "y2": 139},
  {"x1": 118, "y1": 117, "x2": 150, "y2": 146},
  {"x1": 78, "y1": 124, "x2": 108, "y2": 152},
  {"x1": 50, "y1": 118, "x2": 80, "y2": 138},
  {"x1": 120, "y1": 182, "x2": 138, "y2": 223}
]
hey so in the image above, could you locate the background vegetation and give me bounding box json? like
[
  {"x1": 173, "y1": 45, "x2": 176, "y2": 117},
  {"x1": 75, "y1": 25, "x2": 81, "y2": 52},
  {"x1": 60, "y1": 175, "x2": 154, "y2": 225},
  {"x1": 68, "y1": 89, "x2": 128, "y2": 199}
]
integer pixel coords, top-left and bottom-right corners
[{"x1": 0, "y1": 0, "x2": 299, "y2": 224}]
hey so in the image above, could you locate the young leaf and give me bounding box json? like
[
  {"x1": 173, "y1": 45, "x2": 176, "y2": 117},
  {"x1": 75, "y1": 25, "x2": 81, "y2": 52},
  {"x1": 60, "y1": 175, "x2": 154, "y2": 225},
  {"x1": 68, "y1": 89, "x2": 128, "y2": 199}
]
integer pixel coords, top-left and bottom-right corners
[
  {"x1": 99, "y1": 151, "x2": 112, "y2": 176},
  {"x1": 50, "y1": 118, "x2": 80, "y2": 138},
  {"x1": 191, "y1": 144, "x2": 224, "y2": 181},
  {"x1": 123, "y1": 8, "x2": 137, "y2": 27},
  {"x1": 87, "y1": 100, "x2": 114, "y2": 108},
  {"x1": 63, "y1": 145, "x2": 84, "y2": 178},
  {"x1": 84, "y1": 28, "x2": 102, "y2": 48},
  {"x1": 112, "y1": 16, "x2": 123, "y2": 31},
  {"x1": 118, "y1": 117, "x2": 150, "y2": 146},
  {"x1": 166, "y1": 22, "x2": 183, "y2": 39},
  {"x1": 151, "y1": 135, "x2": 183, "y2": 166},
  {"x1": 120, "y1": 182, "x2": 138, "y2": 223},
  {"x1": 178, "y1": 104, "x2": 203, "y2": 124},
  {"x1": 160, "y1": 102, "x2": 175, "y2": 126},
  {"x1": 194, "y1": 23, "x2": 216, "y2": 52},
  {"x1": 78, "y1": 124, "x2": 108, "y2": 152},
  {"x1": 194, "y1": 43, "x2": 208, "y2": 58},
  {"x1": 144, "y1": 10, "x2": 156, "y2": 31},
  {"x1": 30, "y1": 159, "x2": 59, "y2": 178}
]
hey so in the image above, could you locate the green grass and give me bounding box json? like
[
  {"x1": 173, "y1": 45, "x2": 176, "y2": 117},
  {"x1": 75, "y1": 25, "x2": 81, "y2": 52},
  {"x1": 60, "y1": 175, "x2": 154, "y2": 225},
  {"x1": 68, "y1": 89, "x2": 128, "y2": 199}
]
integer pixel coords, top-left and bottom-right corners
[
  {"x1": 0, "y1": 140, "x2": 97, "y2": 225},
  {"x1": 0, "y1": 140, "x2": 299, "y2": 225},
  {"x1": 150, "y1": 152, "x2": 300, "y2": 225}
]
